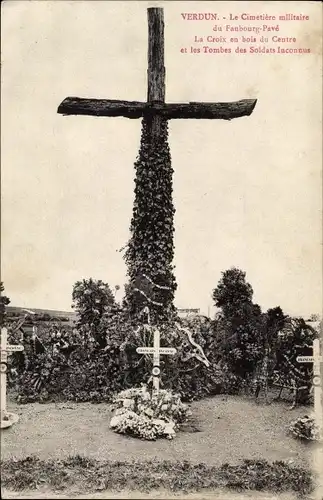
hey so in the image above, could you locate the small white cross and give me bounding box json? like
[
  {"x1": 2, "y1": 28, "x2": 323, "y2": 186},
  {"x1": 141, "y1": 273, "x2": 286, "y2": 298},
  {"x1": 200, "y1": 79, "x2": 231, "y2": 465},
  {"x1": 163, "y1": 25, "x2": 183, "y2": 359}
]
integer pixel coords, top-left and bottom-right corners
[
  {"x1": 296, "y1": 338, "x2": 323, "y2": 439},
  {"x1": 1, "y1": 327, "x2": 24, "y2": 428},
  {"x1": 136, "y1": 328, "x2": 176, "y2": 394}
]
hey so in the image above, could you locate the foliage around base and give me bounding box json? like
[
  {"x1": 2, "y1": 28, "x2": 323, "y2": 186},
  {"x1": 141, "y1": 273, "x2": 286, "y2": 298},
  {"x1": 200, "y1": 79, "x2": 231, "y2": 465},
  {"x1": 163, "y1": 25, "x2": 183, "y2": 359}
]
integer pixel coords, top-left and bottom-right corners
[
  {"x1": 0, "y1": 456, "x2": 313, "y2": 496},
  {"x1": 110, "y1": 386, "x2": 191, "y2": 440},
  {"x1": 124, "y1": 118, "x2": 177, "y2": 324},
  {"x1": 9, "y1": 316, "x2": 244, "y2": 405},
  {"x1": 7, "y1": 310, "x2": 317, "y2": 407}
]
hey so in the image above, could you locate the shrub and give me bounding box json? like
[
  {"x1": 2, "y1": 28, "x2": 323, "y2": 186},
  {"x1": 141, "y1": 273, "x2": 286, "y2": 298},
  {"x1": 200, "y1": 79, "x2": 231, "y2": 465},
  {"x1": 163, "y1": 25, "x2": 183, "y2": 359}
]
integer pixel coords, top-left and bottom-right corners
[
  {"x1": 272, "y1": 318, "x2": 317, "y2": 404},
  {"x1": 72, "y1": 278, "x2": 116, "y2": 347},
  {"x1": 9, "y1": 310, "x2": 271, "y2": 404},
  {"x1": 110, "y1": 386, "x2": 191, "y2": 440},
  {"x1": 218, "y1": 366, "x2": 247, "y2": 394},
  {"x1": 289, "y1": 415, "x2": 321, "y2": 442},
  {"x1": 9, "y1": 313, "x2": 247, "y2": 404},
  {"x1": 0, "y1": 281, "x2": 10, "y2": 327}
]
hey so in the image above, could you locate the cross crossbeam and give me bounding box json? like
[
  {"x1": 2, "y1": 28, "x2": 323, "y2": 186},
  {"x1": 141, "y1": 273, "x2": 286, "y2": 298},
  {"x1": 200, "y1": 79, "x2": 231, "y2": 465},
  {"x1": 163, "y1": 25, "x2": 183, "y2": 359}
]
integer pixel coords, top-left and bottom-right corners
[
  {"x1": 57, "y1": 8, "x2": 257, "y2": 123},
  {"x1": 58, "y1": 97, "x2": 257, "y2": 120}
]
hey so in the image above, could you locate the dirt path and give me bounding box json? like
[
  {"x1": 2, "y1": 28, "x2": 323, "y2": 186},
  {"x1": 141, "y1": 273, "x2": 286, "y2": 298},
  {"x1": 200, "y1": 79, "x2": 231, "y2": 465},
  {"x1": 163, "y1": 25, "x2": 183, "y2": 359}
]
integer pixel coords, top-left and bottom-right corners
[
  {"x1": 1, "y1": 488, "x2": 301, "y2": 499},
  {"x1": 1, "y1": 395, "x2": 310, "y2": 466},
  {"x1": 2, "y1": 395, "x2": 317, "y2": 500}
]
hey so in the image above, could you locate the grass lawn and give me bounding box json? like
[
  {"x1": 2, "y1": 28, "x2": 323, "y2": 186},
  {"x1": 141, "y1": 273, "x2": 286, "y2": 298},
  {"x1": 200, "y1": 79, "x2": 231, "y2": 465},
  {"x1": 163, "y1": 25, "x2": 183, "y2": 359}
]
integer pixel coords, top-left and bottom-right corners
[{"x1": 1, "y1": 394, "x2": 319, "y2": 499}]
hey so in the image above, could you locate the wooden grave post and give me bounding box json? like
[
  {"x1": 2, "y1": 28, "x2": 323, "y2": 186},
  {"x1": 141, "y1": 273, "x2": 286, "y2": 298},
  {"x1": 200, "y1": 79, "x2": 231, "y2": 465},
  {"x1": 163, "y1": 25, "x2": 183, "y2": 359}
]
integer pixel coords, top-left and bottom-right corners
[
  {"x1": 297, "y1": 338, "x2": 323, "y2": 439},
  {"x1": 1, "y1": 327, "x2": 24, "y2": 429},
  {"x1": 136, "y1": 329, "x2": 176, "y2": 394}
]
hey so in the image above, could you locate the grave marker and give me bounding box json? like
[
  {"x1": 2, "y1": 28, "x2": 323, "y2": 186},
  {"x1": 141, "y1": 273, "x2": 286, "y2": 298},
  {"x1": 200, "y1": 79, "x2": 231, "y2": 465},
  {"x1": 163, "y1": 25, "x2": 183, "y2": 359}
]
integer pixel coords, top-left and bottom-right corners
[
  {"x1": 136, "y1": 328, "x2": 176, "y2": 394},
  {"x1": 1, "y1": 327, "x2": 24, "y2": 429},
  {"x1": 296, "y1": 338, "x2": 323, "y2": 439}
]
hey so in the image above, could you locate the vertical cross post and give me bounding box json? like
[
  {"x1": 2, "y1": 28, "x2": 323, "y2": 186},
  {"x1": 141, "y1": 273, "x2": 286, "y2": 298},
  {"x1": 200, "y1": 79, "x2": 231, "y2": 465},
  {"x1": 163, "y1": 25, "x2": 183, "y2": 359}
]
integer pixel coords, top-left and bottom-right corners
[
  {"x1": 147, "y1": 7, "x2": 165, "y2": 140},
  {"x1": 147, "y1": 7, "x2": 165, "y2": 103},
  {"x1": 1, "y1": 327, "x2": 24, "y2": 428},
  {"x1": 312, "y1": 338, "x2": 323, "y2": 498},
  {"x1": 313, "y1": 339, "x2": 323, "y2": 438},
  {"x1": 297, "y1": 338, "x2": 323, "y2": 440},
  {"x1": 1, "y1": 328, "x2": 8, "y2": 421},
  {"x1": 136, "y1": 326, "x2": 176, "y2": 395},
  {"x1": 153, "y1": 328, "x2": 160, "y2": 394}
]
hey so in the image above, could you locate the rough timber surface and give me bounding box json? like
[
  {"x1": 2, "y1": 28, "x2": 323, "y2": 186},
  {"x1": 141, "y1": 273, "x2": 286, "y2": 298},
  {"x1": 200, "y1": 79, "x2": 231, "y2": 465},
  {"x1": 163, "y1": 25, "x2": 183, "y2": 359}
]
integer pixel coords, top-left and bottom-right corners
[{"x1": 57, "y1": 98, "x2": 257, "y2": 120}]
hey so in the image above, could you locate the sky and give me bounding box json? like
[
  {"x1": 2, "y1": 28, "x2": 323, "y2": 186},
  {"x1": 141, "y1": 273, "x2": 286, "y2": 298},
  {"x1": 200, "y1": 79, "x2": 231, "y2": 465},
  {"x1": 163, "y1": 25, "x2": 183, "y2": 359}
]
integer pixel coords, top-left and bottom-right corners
[{"x1": 1, "y1": 1, "x2": 322, "y2": 318}]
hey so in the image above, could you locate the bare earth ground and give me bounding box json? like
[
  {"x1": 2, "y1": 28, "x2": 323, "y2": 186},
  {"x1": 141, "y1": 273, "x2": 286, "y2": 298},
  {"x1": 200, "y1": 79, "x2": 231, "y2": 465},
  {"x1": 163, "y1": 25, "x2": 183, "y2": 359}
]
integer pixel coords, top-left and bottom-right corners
[
  {"x1": 1, "y1": 488, "x2": 302, "y2": 500},
  {"x1": 1, "y1": 395, "x2": 316, "y2": 499},
  {"x1": 1, "y1": 395, "x2": 311, "y2": 464}
]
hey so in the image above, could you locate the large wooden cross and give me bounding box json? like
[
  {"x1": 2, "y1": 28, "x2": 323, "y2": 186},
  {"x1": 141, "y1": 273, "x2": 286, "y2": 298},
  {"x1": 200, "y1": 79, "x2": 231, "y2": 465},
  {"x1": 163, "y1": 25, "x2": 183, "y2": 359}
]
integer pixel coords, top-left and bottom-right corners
[
  {"x1": 57, "y1": 7, "x2": 257, "y2": 312},
  {"x1": 57, "y1": 8, "x2": 256, "y2": 137}
]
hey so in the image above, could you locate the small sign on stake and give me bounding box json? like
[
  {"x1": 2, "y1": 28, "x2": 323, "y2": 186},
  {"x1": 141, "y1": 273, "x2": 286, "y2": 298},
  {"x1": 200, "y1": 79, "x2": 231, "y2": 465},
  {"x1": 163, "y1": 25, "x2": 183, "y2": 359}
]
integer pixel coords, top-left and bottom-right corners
[
  {"x1": 137, "y1": 346, "x2": 176, "y2": 355},
  {"x1": 4, "y1": 345, "x2": 24, "y2": 353}
]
